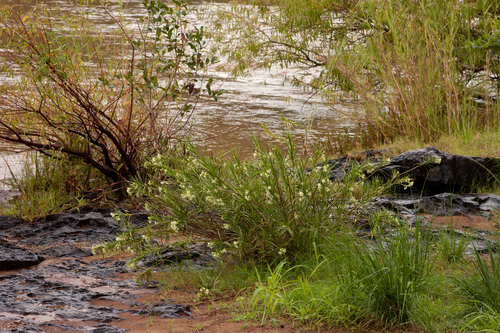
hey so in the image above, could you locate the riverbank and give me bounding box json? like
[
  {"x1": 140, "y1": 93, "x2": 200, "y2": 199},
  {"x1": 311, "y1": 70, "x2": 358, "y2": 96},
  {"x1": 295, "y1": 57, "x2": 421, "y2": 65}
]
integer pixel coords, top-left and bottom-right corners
[
  {"x1": 1, "y1": 199, "x2": 499, "y2": 332},
  {"x1": 3, "y1": 142, "x2": 500, "y2": 332}
]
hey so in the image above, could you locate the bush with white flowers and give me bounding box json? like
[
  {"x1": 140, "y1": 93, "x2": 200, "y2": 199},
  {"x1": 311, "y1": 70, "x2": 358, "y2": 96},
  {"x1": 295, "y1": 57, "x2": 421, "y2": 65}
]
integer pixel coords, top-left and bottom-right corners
[{"x1": 96, "y1": 136, "x2": 412, "y2": 266}]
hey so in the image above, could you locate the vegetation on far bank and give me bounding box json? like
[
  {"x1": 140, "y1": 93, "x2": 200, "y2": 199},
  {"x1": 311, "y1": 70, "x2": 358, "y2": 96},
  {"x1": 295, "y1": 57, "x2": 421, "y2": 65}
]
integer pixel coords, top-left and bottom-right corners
[
  {"x1": 211, "y1": 0, "x2": 500, "y2": 150},
  {"x1": 3, "y1": 0, "x2": 500, "y2": 332}
]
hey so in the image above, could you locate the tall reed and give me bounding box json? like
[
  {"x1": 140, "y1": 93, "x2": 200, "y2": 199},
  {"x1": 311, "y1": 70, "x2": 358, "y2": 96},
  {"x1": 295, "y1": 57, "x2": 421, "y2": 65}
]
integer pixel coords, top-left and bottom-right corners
[{"x1": 328, "y1": 0, "x2": 500, "y2": 145}]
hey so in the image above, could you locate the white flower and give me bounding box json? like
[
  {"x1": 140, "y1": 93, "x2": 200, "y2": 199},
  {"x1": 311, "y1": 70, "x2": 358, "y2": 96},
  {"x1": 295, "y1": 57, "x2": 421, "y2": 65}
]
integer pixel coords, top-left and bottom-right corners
[
  {"x1": 199, "y1": 287, "x2": 210, "y2": 296},
  {"x1": 181, "y1": 189, "x2": 195, "y2": 201},
  {"x1": 433, "y1": 157, "x2": 442, "y2": 164},
  {"x1": 233, "y1": 241, "x2": 240, "y2": 248},
  {"x1": 222, "y1": 223, "x2": 231, "y2": 230},
  {"x1": 91, "y1": 244, "x2": 102, "y2": 255},
  {"x1": 170, "y1": 221, "x2": 179, "y2": 233},
  {"x1": 365, "y1": 162, "x2": 375, "y2": 173},
  {"x1": 207, "y1": 242, "x2": 214, "y2": 248},
  {"x1": 403, "y1": 180, "x2": 414, "y2": 190},
  {"x1": 110, "y1": 212, "x2": 121, "y2": 222},
  {"x1": 278, "y1": 248, "x2": 286, "y2": 256}
]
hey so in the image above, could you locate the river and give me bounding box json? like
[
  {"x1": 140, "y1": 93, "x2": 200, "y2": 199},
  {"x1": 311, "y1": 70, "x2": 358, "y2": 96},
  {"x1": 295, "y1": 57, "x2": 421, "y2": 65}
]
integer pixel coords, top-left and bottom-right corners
[{"x1": 0, "y1": 0, "x2": 355, "y2": 185}]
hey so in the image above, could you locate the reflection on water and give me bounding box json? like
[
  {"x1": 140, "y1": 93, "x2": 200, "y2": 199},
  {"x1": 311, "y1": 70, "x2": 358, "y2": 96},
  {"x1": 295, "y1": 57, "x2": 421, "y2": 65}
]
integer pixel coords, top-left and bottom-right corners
[
  {"x1": 0, "y1": 0, "x2": 355, "y2": 184},
  {"x1": 0, "y1": 152, "x2": 23, "y2": 190}
]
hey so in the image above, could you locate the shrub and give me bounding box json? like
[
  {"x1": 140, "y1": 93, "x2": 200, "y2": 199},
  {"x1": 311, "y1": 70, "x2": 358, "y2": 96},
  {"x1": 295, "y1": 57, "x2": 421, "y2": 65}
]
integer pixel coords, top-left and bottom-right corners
[
  {"x1": 93, "y1": 135, "x2": 413, "y2": 275},
  {"x1": 0, "y1": 0, "x2": 221, "y2": 198}
]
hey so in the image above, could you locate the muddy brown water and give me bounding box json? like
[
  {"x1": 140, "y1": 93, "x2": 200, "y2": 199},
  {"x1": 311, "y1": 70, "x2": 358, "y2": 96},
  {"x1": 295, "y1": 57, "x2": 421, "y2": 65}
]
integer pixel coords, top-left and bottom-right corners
[{"x1": 0, "y1": 0, "x2": 356, "y2": 185}]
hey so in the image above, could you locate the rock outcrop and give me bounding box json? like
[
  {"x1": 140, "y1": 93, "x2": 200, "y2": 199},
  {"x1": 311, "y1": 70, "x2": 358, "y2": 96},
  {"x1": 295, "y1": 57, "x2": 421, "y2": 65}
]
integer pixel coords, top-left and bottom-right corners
[{"x1": 324, "y1": 147, "x2": 500, "y2": 192}]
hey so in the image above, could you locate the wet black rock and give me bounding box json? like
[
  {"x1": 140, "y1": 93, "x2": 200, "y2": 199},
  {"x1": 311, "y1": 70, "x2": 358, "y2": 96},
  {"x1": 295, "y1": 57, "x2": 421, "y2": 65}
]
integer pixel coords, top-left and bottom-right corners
[
  {"x1": 323, "y1": 147, "x2": 500, "y2": 193},
  {"x1": 138, "y1": 244, "x2": 215, "y2": 269},
  {"x1": 440, "y1": 229, "x2": 498, "y2": 255},
  {"x1": 0, "y1": 207, "x2": 120, "y2": 253},
  {"x1": 38, "y1": 245, "x2": 93, "y2": 258},
  {"x1": 372, "y1": 193, "x2": 500, "y2": 217},
  {"x1": 374, "y1": 147, "x2": 500, "y2": 192},
  {"x1": 131, "y1": 302, "x2": 191, "y2": 318},
  {"x1": 0, "y1": 242, "x2": 44, "y2": 270},
  {"x1": 0, "y1": 215, "x2": 24, "y2": 230},
  {"x1": 319, "y1": 155, "x2": 355, "y2": 181}
]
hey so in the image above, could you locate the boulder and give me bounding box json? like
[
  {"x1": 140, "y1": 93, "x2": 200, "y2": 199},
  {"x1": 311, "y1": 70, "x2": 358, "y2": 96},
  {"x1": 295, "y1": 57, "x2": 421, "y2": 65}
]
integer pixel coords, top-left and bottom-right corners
[
  {"x1": 374, "y1": 147, "x2": 500, "y2": 192},
  {"x1": 323, "y1": 147, "x2": 500, "y2": 192}
]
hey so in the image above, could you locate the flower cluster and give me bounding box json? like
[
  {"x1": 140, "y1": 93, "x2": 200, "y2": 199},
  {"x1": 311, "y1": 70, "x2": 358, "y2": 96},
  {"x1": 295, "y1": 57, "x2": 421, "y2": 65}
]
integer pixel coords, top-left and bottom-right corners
[
  {"x1": 198, "y1": 287, "x2": 210, "y2": 298},
  {"x1": 403, "y1": 180, "x2": 414, "y2": 190},
  {"x1": 212, "y1": 248, "x2": 227, "y2": 259},
  {"x1": 170, "y1": 220, "x2": 179, "y2": 233}
]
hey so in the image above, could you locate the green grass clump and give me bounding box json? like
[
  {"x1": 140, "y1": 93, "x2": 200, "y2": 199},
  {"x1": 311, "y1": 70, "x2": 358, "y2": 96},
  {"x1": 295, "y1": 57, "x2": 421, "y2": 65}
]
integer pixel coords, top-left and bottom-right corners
[
  {"x1": 456, "y1": 246, "x2": 500, "y2": 331},
  {"x1": 435, "y1": 227, "x2": 471, "y2": 264},
  {"x1": 241, "y1": 248, "x2": 362, "y2": 329},
  {"x1": 342, "y1": 227, "x2": 435, "y2": 326},
  {"x1": 239, "y1": 225, "x2": 441, "y2": 330},
  {"x1": 1, "y1": 152, "x2": 93, "y2": 220}
]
